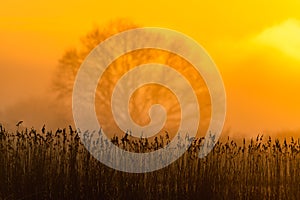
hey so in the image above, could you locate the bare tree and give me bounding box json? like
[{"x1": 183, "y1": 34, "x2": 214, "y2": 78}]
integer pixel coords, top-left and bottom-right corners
[
  {"x1": 52, "y1": 19, "x2": 211, "y2": 139},
  {"x1": 52, "y1": 19, "x2": 140, "y2": 100}
]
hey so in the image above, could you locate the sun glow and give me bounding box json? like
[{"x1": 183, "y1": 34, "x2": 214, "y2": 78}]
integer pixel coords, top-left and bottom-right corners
[{"x1": 253, "y1": 19, "x2": 300, "y2": 61}]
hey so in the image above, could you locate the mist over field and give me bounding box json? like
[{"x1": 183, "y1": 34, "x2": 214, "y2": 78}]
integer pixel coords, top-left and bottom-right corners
[
  {"x1": 1, "y1": 19, "x2": 300, "y2": 140},
  {"x1": 1, "y1": 54, "x2": 300, "y2": 139},
  {"x1": 0, "y1": 96, "x2": 73, "y2": 131}
]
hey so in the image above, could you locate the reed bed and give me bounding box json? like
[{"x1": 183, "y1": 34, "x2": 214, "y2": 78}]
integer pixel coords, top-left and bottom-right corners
[{"x1": 0, "y1": 125, "x2": 300, "y2": 199}]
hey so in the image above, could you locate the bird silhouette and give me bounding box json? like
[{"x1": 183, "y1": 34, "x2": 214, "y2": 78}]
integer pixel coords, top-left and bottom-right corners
[
  {"x1": 16, "y1": 120, "x2": 23, "y2": 127},
  {"x1": 42, "y1": 124, "x2": 46, "y2": 134}
]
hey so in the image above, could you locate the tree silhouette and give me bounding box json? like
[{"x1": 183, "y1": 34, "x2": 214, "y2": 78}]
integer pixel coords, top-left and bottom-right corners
[
  {"x1": 52, "y1": 19, "x2": 140, "y2": 100},
  {"x1": 52, "y1": 19, "x2": 211, "y2": 139}
]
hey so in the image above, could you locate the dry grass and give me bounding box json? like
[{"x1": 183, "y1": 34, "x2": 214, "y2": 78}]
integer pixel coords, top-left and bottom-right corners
[{"x1": 0, "y1": 125, "x2": 300, "y2": 199}]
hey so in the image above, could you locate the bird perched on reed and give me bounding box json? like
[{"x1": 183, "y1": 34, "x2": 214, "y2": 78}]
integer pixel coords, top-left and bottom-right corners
[
  {"x1": 42, "y1": 124, "x2": 46, "y2": 134},
  {"x1": 16, "y1": 120, "x2": 23, "y2": 127}
]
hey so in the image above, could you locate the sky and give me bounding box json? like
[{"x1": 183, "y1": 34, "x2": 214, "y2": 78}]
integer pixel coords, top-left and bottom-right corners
[{"x1": 1, "y1": 0, "x2": 300, "y2": 137}]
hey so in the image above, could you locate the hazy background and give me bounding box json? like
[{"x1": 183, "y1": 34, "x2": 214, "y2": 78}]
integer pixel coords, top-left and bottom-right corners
[{"x1": 1, "y1": 0, "x2": 300, "y2": 138}]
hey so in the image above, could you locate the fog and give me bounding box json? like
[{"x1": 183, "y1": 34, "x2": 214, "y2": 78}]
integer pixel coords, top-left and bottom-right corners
[
  {"x1": 1, "y1": 64, "x2": 300, "y2": 140},
  {"x1": 0, "y1": 64, "x2": 73, "y2": 131}
]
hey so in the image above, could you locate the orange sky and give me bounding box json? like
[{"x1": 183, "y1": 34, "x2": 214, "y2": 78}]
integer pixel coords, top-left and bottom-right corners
[{"x1": 1, "y1": 0, "x2": 300, "y2": 137}]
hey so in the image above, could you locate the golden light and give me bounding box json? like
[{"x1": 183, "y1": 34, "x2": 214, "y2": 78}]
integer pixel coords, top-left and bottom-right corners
[
  {"x1": 95, "y1": 49, "x2": 211, "y2": 140},
  {"x1": 253, "y1": 19, "x2": 300, "y2": 62}
]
